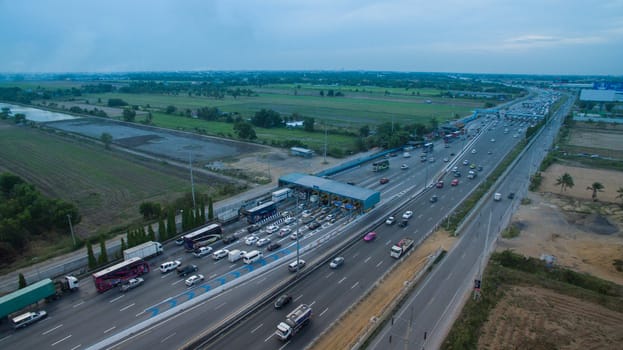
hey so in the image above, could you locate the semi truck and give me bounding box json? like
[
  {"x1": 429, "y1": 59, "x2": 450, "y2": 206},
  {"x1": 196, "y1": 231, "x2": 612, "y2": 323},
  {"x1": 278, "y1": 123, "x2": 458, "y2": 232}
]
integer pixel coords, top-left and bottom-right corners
[
  {"x1": 390, "y1": 238, "x2": 414, "y2": 259},
  {"x1": 123, "y1": 241, "x2": 163, "y2": 261},
  {"x1": 275, "y1": 304, "x2": 312, "y2": 341},
  {"x1": 0, "y1": 276, "x2": 78, "y2": 319}
]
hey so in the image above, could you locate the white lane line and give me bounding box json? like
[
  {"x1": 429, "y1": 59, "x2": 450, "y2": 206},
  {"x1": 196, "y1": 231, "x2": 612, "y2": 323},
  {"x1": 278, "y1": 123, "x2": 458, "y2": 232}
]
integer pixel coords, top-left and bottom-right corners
[
  {"x1": 294, "y1": 294, "x2": 303, "y2": 302},
  {"x1": 310, "y1": 301, "x2": 316, "y2": 307},
  {"x1": 250, "y1": 323, "x2": 263, "y2": 334},
  {"x1": 256, "y1": 277, "x2": 267, "y2": 285},
  {"x1": 51, "y1": 334, "x2": 72, "y2": 346},
  {"x1": 72, "y1": 301, "x2": 84, "y2": 308},
  {"x1": 43, "y1": 324, "x2": 63, "y2": 335},
  {"x1": 364, "y1": 256, "x2": 371, "y2": 263},
  {"x1": 417, "y1": 214, "x2": 423, "y2": 219},
  {"x1": 264, "y1": 333, "x2": 275, "y2": 342},
  {"x1": 376, "y1": 260, "x2": 384, "y2": 267},
  {"x1": 135, "y1": 311, "x2": 145, "y2": 317},
  {"x1": 109, "y1": 295, "x2": 124, "y2": 303},
  {"x1": 445, "y1": 271, "x2": 454, "y2": 280},
  {"x1": 352, "y1": 252, "x2": 359, "y2": 258},
  {"x1": 215, "y1": 302, "x2": 226, "y2": 310},
  {"x1": 160, "y1": 333, "x2": 176, "y2": 344},
  {"x1": 209, "y1": 273, "x2": 217, "y2": 279},
  {"x1": 0, "y1": 335, "x2": 12, "y2": 342},
  {"x1": 325, "y1": 272, "x2": 334, "y2": 279},
  {"x1": 351, "y1": 281, "x2": 359, "y2": 289},
  {"x1": 120, "y1": 303, "x2": 135, "y2": 312},
  {"x1": 319, "y1": 308, "x2": 329, "y2": 317},
  {"x1": 171, "y1": 279, "x2": 184, "y2": 285},
  {"x1": 385, "y1": 240, "x2": 391, "y2": 246},
  {"x1": 338, "y1": 277, "x2": 347, "y2": 284},
  {"x1": 104, "y1": 326, "x2": 116, "y2": 334},
  {"x1": 427, "y1": 216, "x2": 432, "y2": 221},
  {"x1": 70, "y1": 344, "x2": 81, "y2": 350}
]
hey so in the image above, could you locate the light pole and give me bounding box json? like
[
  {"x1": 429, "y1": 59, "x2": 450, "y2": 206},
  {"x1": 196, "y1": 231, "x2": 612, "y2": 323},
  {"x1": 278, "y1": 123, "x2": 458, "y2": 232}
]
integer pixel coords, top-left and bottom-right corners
[
  {"x1": 67, "y1": 214, "x2": 76, "y2": 247},
  {"x1": 295, "y1": 194, "x2": 301, "y2": 277},
  {"x1": 189, "y1": 152, "x2": 196, "y2": 210}
]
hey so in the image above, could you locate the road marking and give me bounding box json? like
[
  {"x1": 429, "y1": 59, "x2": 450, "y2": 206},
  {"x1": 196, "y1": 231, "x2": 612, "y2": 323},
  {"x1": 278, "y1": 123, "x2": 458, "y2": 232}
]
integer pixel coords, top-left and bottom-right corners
[
  {"x1": 250, "y1": 323, "x2": 263, "y2": 334},
  {"x1": 135, "y1": 311, "x2": 145, "y2": 317},
  {"x1": 338, "y1": 277, "x2": 347, "y2": 284},
  {"x1": 427, "y1": 295, "x2": 436, "y2": 306},
  {"x1": 0, "y1": 335, "x2": 12, "y2": 342},
  {"x1": 70, "y1": 344, "x2": 81, "y2": 350},
  {"x1": 427, "y1": 216, "x2": 432, "y2": 221},
  {"x1": 445, "y1": 271, "x2": 454, "y2": 280},
  {"x1": 51, "y1": 334, "x2": 72, "y2": 346},
  {"x1": 364, "y1": 256, "x2": 371, "y2": 263},
  {"x1": 120, "y1": 303, "x2": 135, "y2": 312},
  {"x1": 294, "y1": 294, "x2": 303, "y2": 302},
  {"x1": 376, "y1": 260, "x2": 384, "y2": 267},
  {"x1": 352, "y1": 252, "x2": 359, "y2": 258},
  {"x1": 256, "y1": 277, "x2": 267, "y2": 285},
  {"x1": 385, "y1": 240, "x2": 391, "y2": 246},
  {"x1": 209, "y1": 273, "x2": 217, "y2": 279},
  {"x1": 325, "y1": 272, "x2": 333, "y2": 279},
  {"x1": 215, "y1": 302, "x2": 226, "y2": 310},
  {"x1": 351, "y1": 281, "x2": 359, "y2": 289},
  {"x1": 72, "y1": 301, "x2": 84, "y2": 308},
  {"x1": 104, "y1": 326, "x2": 116, "y2": 334},
  {"x1": 109, "y1": 295, "x2": 124, "y2": 303},
  {"x1": 171, "y1": 279, "x2": 184, "y2": 285},
  {"x1": 265, "y1": 333, "x2": 275, "y2": 342},
  {"x1": 160, "y1": 333, "x2": 176, "y2": 343},
  {"x1": 319, "y1": 308, "x2": 328, "y2": 317},
  {"x1": 43, "y1": 324, "x2": 63, "y2": 335},
  {"x1": 417, "y1": 214, "x2": 423, "y2": 219},
  {"x1": 310, "y1": 301, "x2": 316, "y2": 307}
]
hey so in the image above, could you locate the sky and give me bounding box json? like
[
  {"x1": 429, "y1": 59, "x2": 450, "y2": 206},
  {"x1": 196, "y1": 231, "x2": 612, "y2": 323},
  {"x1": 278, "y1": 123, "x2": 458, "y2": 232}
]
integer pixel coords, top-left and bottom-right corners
[{"x1": 1, "y1": 0, "x2": 622, "y2": 75}]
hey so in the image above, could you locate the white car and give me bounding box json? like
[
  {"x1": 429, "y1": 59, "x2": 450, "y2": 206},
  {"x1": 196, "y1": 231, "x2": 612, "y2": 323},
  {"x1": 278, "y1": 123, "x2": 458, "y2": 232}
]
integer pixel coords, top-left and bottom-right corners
[
  {"x1": 402, "y1": 211, "x2": 413, "y2": 219},
  {"x1": 400, "y1": 164, "x2": 409, "y2": 170},
  {"x1": 278, "y1": 227, "x2": 292, "y2": 237},
  {"x1": 490, "y1": 138, "x2": 495, "y2": 142},
  {"x1": 301, "y1": 210, "x2": 312, "y2": 217},
  {"x1": 443, "y1": 157, "x2": 449, "y2": 162},
  {"x1": 284, "y1": 217, "x2": 296, "y2": 225},
  {"x1": 290, "y1": 230, "x2": 303, "y2": 240},
  {"x1": 471, "y1": 149, "x2": 477, "y2": 154},
  {"x1": 212, "y1": 249, "x2": 229, "y2": 260},
  {"x1": 256, "y1": 237, "x2": 271, "y2": 247},
  {"x1": 193, "y1": 246, "x2": 213, "y2": 258},
  {"x1": 463, "y1": 159, "x2": 469, "y2": 165},
  {"x1": 185, "y1": 274, "x2": 204, "y2": 286},
  {"x1": 265, "y1": 225, "x2": 279, "y2": 234},
  {"x1": 245, "y1": 235, "x2": 259, "y2": 245}
]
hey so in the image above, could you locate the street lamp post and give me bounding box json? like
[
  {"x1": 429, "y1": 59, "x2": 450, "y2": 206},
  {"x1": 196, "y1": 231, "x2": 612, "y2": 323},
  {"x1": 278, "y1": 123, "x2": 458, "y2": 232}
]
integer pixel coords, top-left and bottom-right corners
[{"x1": 67, "y1": 214, "x2": 76, "y2": 247}]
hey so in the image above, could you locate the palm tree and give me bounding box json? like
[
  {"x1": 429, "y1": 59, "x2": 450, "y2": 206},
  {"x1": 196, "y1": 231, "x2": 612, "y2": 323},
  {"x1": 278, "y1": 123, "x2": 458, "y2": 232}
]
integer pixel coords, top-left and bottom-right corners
[
  {"x1": 555, "y1": 173, "x2": 574, "y2": 192},
  {"x1": 586, "y1": 182, "x2": 604, "y2": 201}
]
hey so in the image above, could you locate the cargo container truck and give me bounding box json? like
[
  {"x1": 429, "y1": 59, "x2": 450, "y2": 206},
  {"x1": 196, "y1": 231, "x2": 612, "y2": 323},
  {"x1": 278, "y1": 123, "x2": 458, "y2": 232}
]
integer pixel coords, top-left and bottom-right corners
[{"x1": 123, "y1": 241, "x2": 163, "y2": 260}]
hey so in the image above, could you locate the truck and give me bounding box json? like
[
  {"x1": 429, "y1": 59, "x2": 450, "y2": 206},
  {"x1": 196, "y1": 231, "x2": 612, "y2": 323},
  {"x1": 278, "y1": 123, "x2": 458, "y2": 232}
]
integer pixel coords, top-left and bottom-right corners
[
  {"x1": 228, "y1": 249, "x2": 245, "y2": 263},
  {"x1": 275, "y1": 304, "x2": 312, "y2": 341},
  {"x1": 123, "y1": 241, "x2": 163, "y2": 261},
  {"x1": 0, "y1": 276, "x2": 78, "y2": 319},
  {"x1": 494, "y1": 193, "x2": 502, "y2": 201},
  {"x1": 271, "y1": 188, "x2": 292, "y2": 203},
  {"x1": 390, "y1": 238, "x2": 414, "y2": 259}
]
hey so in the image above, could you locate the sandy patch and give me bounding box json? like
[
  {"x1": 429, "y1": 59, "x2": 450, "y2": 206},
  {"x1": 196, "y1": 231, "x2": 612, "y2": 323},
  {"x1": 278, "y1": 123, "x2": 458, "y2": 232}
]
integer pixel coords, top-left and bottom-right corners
[{"x1": 539, "y1": 163, "x2": 623, "y2": 203}]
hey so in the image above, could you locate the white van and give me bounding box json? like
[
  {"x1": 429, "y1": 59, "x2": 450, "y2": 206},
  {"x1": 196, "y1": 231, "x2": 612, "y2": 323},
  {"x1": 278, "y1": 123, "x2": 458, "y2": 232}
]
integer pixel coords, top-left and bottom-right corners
[
  {"x1": 243, "y1": 250, "x2": 263, "y2": 264},
  {"x1": 159, "y1": 260, "x2": 181, "y2": 273}
]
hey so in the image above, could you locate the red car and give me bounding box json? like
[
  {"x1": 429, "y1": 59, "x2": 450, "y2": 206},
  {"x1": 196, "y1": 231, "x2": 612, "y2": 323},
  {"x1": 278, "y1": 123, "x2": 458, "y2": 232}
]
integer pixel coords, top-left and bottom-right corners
[
  {"x1": 363, "y1": 231, "x2": 377, "y2": 241},
  {"x1": 436, "y1": 180, "x2": 444, "y2": 188},
  {"x1": 379, "y1": 178, "x2": 389, "y2": 184},
  {"x1": 451, "y1": 179, "x2": 459, "y2": 186}
]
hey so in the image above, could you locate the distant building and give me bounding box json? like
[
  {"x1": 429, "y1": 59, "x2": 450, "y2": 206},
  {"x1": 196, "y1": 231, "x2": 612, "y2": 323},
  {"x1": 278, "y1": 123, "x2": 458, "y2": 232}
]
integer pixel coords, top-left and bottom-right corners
[
  {"x1": 579, "y1": 89, "x2": 623, "y2": 102},
  {"x1": 290, "y1": 147, "x2": 314, "y2": 158}
]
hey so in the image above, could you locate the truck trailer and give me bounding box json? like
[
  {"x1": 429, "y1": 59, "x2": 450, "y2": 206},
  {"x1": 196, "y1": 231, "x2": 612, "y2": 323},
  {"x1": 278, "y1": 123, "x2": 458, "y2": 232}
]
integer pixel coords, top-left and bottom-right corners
[
  {"x1": 0, "y1": 276, "x2": 78, "y2": 319},
  {"x1": 271, "y1": 188, "x2": 292, "y2": 203},
  {"x1": 275, "y1": 304, "x2": 312, "y2": 341},
  {"x1": 390, "y1": 238, "x2": 414, "y2": 259},
  {"x1": 123, "y1": 241, "x2": 163, "y2": 261}
]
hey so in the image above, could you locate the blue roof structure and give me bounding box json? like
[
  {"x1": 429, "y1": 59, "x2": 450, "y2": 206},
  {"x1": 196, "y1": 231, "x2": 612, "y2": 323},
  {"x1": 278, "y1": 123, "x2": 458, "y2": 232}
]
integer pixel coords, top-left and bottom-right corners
[{"x1": 279, "y1": 173, "x2": 380, "y2": 211}]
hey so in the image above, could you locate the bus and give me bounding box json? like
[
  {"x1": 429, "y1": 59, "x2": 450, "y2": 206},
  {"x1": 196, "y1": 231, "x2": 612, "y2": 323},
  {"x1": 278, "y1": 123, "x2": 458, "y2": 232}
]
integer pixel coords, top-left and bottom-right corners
[
  {"x1": 92, "y1": 257, "x2": 150, "y2": 293},
  {"x1": 372, "y1": 159, "x2": 389, "y2": 172},
  {"x1": 183, "y1": 223, "x2": 223, "y2": 252},
  {"x1": 242, "y1": 201, "x2": 277, "y2": 224},
  {"x1": 423, "y1": 142, "x2": 434, "y2": 153}
]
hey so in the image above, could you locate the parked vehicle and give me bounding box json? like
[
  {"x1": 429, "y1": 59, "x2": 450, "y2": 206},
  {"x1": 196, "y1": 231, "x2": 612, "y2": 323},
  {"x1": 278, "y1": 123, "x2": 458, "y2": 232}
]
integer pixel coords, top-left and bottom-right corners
[
  {"x1": 390, "y1": 238, "x2": 414, "y2": 258},
  {"x1": 119, "y1": 277, "x2": 144, "y2": 292},
  {"x1": 176, "y1": 264, "x2": 198, "y2": 277},
  {"x1": 123, "y1": 241, "x2": 163, "y2": 261},
  {"x1": 275, "y1": 304, "x2": 312, "y2": 341}
]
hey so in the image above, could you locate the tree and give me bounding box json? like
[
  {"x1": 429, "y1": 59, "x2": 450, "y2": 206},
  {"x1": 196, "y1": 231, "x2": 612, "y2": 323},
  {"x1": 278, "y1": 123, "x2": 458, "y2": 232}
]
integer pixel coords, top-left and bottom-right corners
[
  {"x1": 208, "y1": 197, "x2": 214, "y2": 221},
  {"x1": 167, "y1": 210, "x2": 176, "y2": 237},
  {"x1": 165, "y1": 105, "x2": 177, "y2": 114},
  {"x1": 121, "y1": 238, "x2": 126, "y2": 252},
  {"x1": 251, "y1": 109, "x2": 282, "y2": 128},
  {"x1": 617, "y1": 187, "x2": 623, "y2": 206},
  {"x1": 107, "y1": 98, "x2": 128, "y2": 107},
  {"x1": 359, "y1": 125, "x2": 370, "y2": 138},
  {"x1": 303, "y1": 117, "x2": 315, "y2": 132},
  {"x1": 122, "y1": 108, "x2": 136, "y2": 122},
  {"x1": 18, "y1": 273, "x2": 27, "y2": 289},
  {"x1": 148, "y1": 226, "x2": 156, "y2": 241},
  {"x1": 98, "y1": 237, "x2": 108, "y2": 265},
  {"x1": 555, "y1": 173, "x2": 574, "y2": 192},
  {"x1": 319, "y1": 90, "x2": 324, "y2": 97},
  {"x1": 200, "y1": 200, "x2": 206, "y2": 223},
  {"x1": 233, "y1": 121, "x2": 257, "y2": 140},
  {"x1": 586, "y1": 182, "x2": 605, "y2": 201},
  {"x1": 101, "y1": 132, "x2": 113, "y2": 150},
  {"x1": 157, "y1": 217, "x2": 166, "y2": 241},
  {"x1": 429, "y1": 117, "x2": 439, "y2": 131},
  {"x1": 139, "y1": 201, "x2": 161, "y2": 219},
  {"x1": 87, "y1": 240, "x2": 97, "y2": 269}
]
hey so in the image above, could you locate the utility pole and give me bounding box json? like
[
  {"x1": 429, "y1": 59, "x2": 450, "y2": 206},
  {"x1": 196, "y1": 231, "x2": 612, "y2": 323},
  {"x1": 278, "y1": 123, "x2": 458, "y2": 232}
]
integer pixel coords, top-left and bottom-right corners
[
  {"x1": 323, "y1": 121, "x2": 328, "y2": 164},
  {"x1": 189, "y1": 152, "x2": 196, "y2": 210},
  {"x1": 67, "y1": 214, "x2": 76, "y2": 246},
  {"x1": 295, "y1": 194, "x2": 301, "y2": 277}
]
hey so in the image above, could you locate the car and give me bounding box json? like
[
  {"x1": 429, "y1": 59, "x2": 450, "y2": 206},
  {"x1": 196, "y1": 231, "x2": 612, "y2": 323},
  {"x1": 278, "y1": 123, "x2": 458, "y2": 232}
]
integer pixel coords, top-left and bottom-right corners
[
  {"x1": 120, "y1": 277, "x2": 144, "y2": 292},
  {"x1": 451, "y1": 179, "x2": 459, "y2": 186},
  {"x1": 385, "y1": 216, "x2": 396, "y2": 225},
  {"x1": 175, "y1": 237, "x2": 185, "y2": 245},
  {"x1": 450, "y1": 152, "x2": 455, "y2": 156},
  {"x1": 428, "y1": 157, "x2": 435, "y2": 163},
  {"x1": 389, "y1": 152, "x2": 398, "y2": 157},
  {"x1": 325, "y1": 214, "x2": 335, "y2": 221},
  {"x1": 265, "y1": 225, "x2": 279, "y2": 234},
  {"x1": 346, "y1": 181, "x2": 356, "y2": 185},
  {"x1": 452, "y1": 166, "x2": 459, "y2": 173},
  {"x1": 221, "y1": 235, "x2": 237, "y2": 244},
  {"x1": 284, "y1": 217, "x2": 296, "y2": 225},
  {"x1": 477, "y1": 166, "x2": 483, "y2": 172},
  {"x1": 176, "y1": 264, "x2": 198, "y2": 277},
  {"x1": 185, "y1": 274, "x2": 204, "y2": 287},
  {"x1": 159, "y1": 260, "x2": 181, "y2": 273},
  {"x1": 290, "y1": 230, "x2": 303, "y2": 240},
  {"x1": 463, "y1": 159, "x2": 469, "y2": 165},
  {"x1": 267, "y1": 242, "x2": 282, "y2": 251},
  {"x1": 212, "y1": 249, "x2": 229, "y2": 260},
  {"x1": 402, "y1": 211, "x2": 413, "y2": 219},
  {"x1": 307, "y1": 221, "x2": 321, "y2": 230},
  {"x1": 278, "y1": 227, "x2": 292, "y2": 237},
  {"x1": 11, "y1": 310, "x2": 47, "y2": 329},
  {"x1": 193, "y1": 246, "x2": 213, "y2": 258},
  {"x1": 246, "y1": 224, "x2": 261, "y2": 233},
  {"x1": 454, "y1": 171, "x2": 461, "y2": 177},
  {"x1": 288, "y1": 259, "x2": 306, "y2": 272},
  {"x1": 508, "y1": 192, "x2": 515, "y2": 199},
  {"x1": 443, "y1": 157, "x2": 449, "y2": 162},
  {"x1": 430, "y1": 195, "x2": 438, "y2": 203},
  {"x1": 469, "y1": 163, "x2": 476, "y2": 169},
  {"x1": 245, "y1": 235, "x2": 259, "y2": 245},
  {"x1": 436, "y1": 180, "x2": 444, "y2": 188},
  {"x1": 274, "y1": 294, "x2": 292, "y2": 309},
  {"x1": 398, "y1": 219, "x2": 408, "y2": 227},
  {"x1": 363, "y1": 231, "x2": 377, "y2": 241},
  {"x1": 379, "y1": 177, "x2": 389, "y2": 184},
  {"x1": 400, "y1": 164, "x2": 409, "y2": 170},
  {"x1": 301, "y1": 209, "x2": 312, "y2": 217},
  {"x1": 321, "y1": 207, "x2": 331, "y2": 213},
  {"x1": 329, "y1": 256, "x2": 345, "y2": 269},
  {"x1": 256, "y1": 237, "x2": 271, "y2": 247},
  {"x1": 490, "y1": 138, "x2": 495, "y2": 142},
  {"x1": 487, "y1": 150, "x2": 492, "y2": 154},
  {"x1": 471, "y1": 149, "x2": 477, "y2": 154}
]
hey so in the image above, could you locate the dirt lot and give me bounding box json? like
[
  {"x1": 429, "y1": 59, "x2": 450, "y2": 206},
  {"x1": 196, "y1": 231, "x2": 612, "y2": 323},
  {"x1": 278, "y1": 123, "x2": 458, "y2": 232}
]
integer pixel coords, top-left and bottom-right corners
[{"x1": 539, "y1": 163, "x2": 623, "y2": 203}]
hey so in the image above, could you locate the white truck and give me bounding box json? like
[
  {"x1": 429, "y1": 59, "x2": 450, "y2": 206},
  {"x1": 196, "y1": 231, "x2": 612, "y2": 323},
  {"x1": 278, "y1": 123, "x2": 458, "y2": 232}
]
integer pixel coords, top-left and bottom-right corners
[
  {"x1": 494, "y1": 193, "x2": 502, "y2": 201},
  {"x1": 275, "y1": 304, "x2": 312, "y2": 341},
  {"x1": 271, "y1": 188, "x2": 292, "y2": 203},
  {"x1": 123, "y1": 241, "x2": 163, "y2": 261},
  {"x1": 390, "y1": 238, "x2": 414, "y2": 259},
  {"x1": 228, "y1": 249, "x2": 245, "y2": 263}
]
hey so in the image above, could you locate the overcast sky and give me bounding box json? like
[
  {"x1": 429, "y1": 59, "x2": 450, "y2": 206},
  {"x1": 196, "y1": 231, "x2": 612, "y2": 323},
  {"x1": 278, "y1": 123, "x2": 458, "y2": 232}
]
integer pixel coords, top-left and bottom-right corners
[{"x1": 1, "y1": 0, "x2": 622, "y2": 75}]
